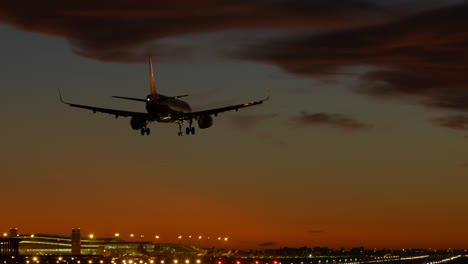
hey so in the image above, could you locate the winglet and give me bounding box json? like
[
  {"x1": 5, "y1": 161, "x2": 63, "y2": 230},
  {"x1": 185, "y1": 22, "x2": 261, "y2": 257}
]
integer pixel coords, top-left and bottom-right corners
[
  {"x1": 149, "y1": 56, "x2": 157, "y2": 95},
  {"x1": 58, "y1": 88, "x2": 68, "y2": 104},
  {"x1": 262, "y1": 87, "x2": 270, "y2": 102}
]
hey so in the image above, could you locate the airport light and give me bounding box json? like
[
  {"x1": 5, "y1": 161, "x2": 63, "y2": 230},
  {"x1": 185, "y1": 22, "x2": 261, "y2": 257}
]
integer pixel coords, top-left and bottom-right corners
[
  {"x1": 31, "y1": 234, "x2": 35, "y2": 238},
  {"x1": 218, "y1": 237, "x2": 221, "y2": 240},
  {"x1": 150, "y1": 261, "x2": 154, "y2": 264},
  {"x1": 174, "y1": 260, "x2": 178, "y2": 264},
  {"x1": 196, "y1": 260, "x2": 201, "y2": 264},
  {"x1": 178, "y1": 235, "x2": 182, "y2": 239},
  {"x1": 89, "y1": 234, "x2": 94, "y2": 239},
  {"x1": 3, "y1": 233, "x2": 7, "y2": 237},
  {"x1": 224, "y1": 237, "x2": 228, "y2": 241},
  {"x1": 155, "y1": 235, "x2": 160, "y2": 239},
  {"x1": 141, "y1": 235, "x2": 145, "y2": 238},
  {"x1": 198, "y1": 236, "x2": 202, "y2": 239},
  {"x1": 115, "y1": 233, "x2": 120, "y2": 237},
  {"x1": 161, "y1": 261, "x2": 165, "y2": 264},
  {"x1": 185, "y1": 260, "x2": 190, "y2": 264},
  {"x1": 130, "y1": 234, "x2": 135, "y2": 238}
]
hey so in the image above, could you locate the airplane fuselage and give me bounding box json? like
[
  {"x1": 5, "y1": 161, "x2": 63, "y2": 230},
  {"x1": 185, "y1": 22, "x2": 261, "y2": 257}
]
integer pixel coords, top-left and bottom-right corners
[{"x1": 145, "y1": 94, "x2": 191, "y2": 123}]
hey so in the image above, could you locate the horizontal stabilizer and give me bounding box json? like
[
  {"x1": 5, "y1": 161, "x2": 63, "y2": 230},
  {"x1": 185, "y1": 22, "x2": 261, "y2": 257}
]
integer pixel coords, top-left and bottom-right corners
[
  {"x1": 158, "y1": 94, "x2": 189, "y2": 101},
  {"x1": 112, "y1": 96, "x2": 146, "y2": 102}
]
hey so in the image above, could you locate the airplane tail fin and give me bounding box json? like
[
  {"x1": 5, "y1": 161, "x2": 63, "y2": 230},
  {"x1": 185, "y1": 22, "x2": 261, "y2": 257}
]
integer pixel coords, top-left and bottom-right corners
[{"x1": 149, "y1": 56, "x2": 157, "y2": 95}]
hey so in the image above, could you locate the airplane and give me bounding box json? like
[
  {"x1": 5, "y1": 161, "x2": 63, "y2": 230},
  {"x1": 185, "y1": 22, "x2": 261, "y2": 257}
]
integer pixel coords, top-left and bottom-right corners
[{"x1": 59, "y1": 57, "x2": 269, "y2": 136}]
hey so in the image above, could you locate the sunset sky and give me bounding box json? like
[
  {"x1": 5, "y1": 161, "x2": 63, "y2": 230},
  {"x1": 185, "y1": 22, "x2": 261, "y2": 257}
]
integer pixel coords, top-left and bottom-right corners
[{"x1": 1, "y1": 0, "x2": 468, "y2": 250}]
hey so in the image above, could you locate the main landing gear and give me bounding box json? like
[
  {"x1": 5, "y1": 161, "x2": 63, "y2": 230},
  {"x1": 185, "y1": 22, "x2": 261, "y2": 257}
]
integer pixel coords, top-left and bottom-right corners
[
  {"x1": 177, "y1": 120, "x2": 196, "y2": 136},
  {"x1": 140, "y1": 122, "x2": 150, "y2": 136}
]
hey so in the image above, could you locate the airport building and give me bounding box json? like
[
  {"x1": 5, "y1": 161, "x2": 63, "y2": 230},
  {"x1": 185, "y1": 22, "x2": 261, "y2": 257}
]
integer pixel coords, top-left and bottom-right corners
[{"x1": 3, "y1": 229, "x2": 202, "y2": 257}]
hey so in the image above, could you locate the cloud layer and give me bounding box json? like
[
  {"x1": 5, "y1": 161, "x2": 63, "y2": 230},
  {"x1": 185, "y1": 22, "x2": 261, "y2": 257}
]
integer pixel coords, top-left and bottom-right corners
[
  {"x1": 292, "y1": 112, "x2": 372, "y2": 131},
  {"x1": 434, "y1": 115, "x2": 468, "y2": 132},
  {"x1": 0, "y1": 0, "x2": 391, "y2": 63},
  {"x1": 238, "y1": 3, "x2": 468, "y2": 116}
]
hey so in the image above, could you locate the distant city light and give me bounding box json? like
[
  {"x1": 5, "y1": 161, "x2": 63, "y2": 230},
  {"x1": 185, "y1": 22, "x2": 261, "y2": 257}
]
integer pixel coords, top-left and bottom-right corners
[
  {"x1": 224, "y1": 237, "x2": 228, "y2": 241},
  {"x1": 198, "y1": 236, "x2": 202, "y2": 239},
  {"x1": 30, "y1": 234, "x2": 35, "y2": 238},
  {"x1": 155, "y1": 235, "x2": 160, "y2": 239},
  {"x1": 3, "y1": 233, "x2": 7, "y2": 237},
  {"x1": 174, "y1": 260, "x2": 178, "y2": 264},
  {"x1": 130, "y1": 234, "x2": 135, "y2": 238},
  {"x1": 115, "y1": 233, "x2": 120, "y2": 237},
  {"x1": 89, "y1": 234, "x2": 94, "y2": 239}
]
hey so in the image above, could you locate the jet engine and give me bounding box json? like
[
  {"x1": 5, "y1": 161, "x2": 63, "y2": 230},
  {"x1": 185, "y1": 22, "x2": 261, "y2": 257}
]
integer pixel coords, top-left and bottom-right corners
[
  {"x1": 130, "y1": 117, "x2": 145, "y2": 130},
  {"x1": 197, "y1": 115, "x2": 213, "y2": 129}
]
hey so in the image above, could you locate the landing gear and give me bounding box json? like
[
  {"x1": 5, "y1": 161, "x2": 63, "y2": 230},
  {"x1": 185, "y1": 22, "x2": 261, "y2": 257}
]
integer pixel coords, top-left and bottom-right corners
[
  {"x1": 140, "y1": 122, "x2": 151, "y2": 136},
  {"x1": 187, "y1": 119, "x2": 195, "y2": 135},
  {"x1": 140, "y1": 127, "x2": 150, "y2": 136},
  {"x1": 178, "y1": 123, "x2": 183, "y2": 136},
  {"x1": 178, "y1": 120, "x2": 196, "y2": 136}
]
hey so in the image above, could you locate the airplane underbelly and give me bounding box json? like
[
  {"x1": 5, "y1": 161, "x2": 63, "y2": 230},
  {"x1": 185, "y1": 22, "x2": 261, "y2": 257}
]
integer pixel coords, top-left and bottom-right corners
[{"x1": 146, "y1": 100, "x2": 191, "y2": 122}]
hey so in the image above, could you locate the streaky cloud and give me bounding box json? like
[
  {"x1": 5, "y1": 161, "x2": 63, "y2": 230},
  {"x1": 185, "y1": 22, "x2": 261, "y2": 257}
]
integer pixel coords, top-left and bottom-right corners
[{"x1": 292, "y1": 112, "x2": 372, "y2": 131}]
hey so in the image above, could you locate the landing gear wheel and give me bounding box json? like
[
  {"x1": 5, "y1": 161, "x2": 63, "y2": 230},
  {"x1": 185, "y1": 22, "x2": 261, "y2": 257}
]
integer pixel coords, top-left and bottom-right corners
[
  {"x1": 186, "y1": 127, "x2": 190, "y2": 135},
  {"x1": 191, "y1": 127, "x2": 195, "y2": 135},
  {"x1": 146, "y1": 128, "x2": 151, "y2": 135},
  {"x1": 141, "y1": 128, "x2": 145, "y2": 136}
]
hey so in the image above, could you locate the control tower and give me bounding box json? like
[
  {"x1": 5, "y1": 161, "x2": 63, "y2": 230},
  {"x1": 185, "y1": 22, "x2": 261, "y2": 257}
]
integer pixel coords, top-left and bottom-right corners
[{"x1": 71, "y1": 228, "x2": 81, "y2": 255}]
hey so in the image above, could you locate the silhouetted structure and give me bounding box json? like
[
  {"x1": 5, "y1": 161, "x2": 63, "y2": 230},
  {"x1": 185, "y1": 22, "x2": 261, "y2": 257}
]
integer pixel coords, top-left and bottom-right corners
[
  {"x1": 0, "y1": 237, "x2": 20, "y2": 256},
  {"x1": 71, "y1": 228, "x2": 81, "y2": 255}
]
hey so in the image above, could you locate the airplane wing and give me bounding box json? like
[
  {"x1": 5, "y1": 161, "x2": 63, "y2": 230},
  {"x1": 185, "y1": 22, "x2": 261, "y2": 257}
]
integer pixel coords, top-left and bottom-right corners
[
  {"x1": 180, "y1": 90, "x2": 270, "y2": 120},
  {"x1": 59, "y1": 90, "x2": 153, "y2": 120}
]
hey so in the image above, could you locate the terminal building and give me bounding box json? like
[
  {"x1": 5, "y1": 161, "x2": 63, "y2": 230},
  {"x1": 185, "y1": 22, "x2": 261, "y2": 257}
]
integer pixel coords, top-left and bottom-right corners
[{"x1": 4, "y1": 229, "x2": 203, "y2": 257}]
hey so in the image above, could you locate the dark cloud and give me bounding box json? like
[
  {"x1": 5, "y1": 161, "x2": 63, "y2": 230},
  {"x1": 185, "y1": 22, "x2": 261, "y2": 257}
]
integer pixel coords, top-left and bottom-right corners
[
  {"x1": 0, "y1": 0, "x2": 395, "y2": 63},
  {"x1": 258, "y1": 242, "x2": 276, "y2": 247},
  {"x1": 237, "y1": 3, "x2": 468, "y2": 114},
  {"x1": 433, "y1": 115, "x2": 468, "y2": 131},
  {"x1": 292, "y1": 112, "x2": 372, "y2": 131},
  {"x1": 229, "y1": 114, "x2": 278, "y2": 131},
  {"x1": 309, "y1": 230, "x2": 322, "y2": 233}
]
